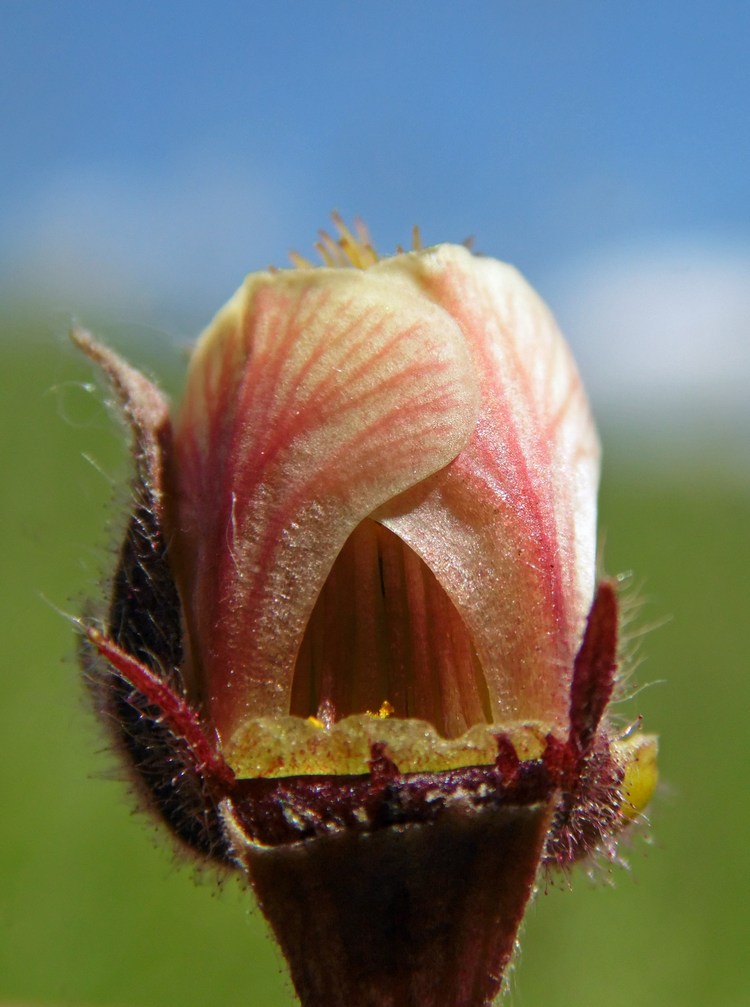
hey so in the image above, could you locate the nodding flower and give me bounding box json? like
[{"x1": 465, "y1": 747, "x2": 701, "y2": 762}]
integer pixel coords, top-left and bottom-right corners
[{"x1": 76, "y1": 217, "x2": 657, "y2": 1007}]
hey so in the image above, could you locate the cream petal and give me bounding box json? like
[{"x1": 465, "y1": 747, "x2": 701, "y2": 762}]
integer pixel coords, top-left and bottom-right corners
[
  {"x1": 374, "y1": 246, "x2": 600, "y2": 731},
  {"x1": 170, "y1": 266, "x2": 480, "y2": 739}
]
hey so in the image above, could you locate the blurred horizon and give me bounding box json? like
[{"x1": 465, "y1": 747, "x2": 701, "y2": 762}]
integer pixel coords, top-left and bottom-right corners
[{"x1": 3, "y1": 2, "x2": 750, "y2": 439}]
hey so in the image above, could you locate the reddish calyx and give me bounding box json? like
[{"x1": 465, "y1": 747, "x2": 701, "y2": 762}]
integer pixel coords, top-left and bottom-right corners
[{"x1": 85, "y1": 585, "x2": 621, "y2": 860}]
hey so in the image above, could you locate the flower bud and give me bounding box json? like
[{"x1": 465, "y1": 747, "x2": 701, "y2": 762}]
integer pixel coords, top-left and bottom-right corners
[{"x1": 77, "y1": 219, "x2": 657, "y2": 1007}]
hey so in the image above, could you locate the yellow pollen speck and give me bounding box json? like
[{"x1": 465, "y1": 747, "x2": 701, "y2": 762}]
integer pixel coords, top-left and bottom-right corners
[{"x1": 363, "y1": 699, "x2": 395, "y2": 719}]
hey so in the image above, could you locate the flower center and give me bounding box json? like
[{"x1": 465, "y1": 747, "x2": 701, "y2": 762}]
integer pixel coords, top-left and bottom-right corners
[{"x1": 289, "y1": 519, "x2": 493, "y2": 739}]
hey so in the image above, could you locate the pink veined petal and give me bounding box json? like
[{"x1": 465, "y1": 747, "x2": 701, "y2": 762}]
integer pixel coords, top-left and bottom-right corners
[
  {"x1": 169, "y1": 266, "x2": 480, "y2": 741},
  {"x1": 374, "y1": 246, "x2": 600, "y2": 732}
]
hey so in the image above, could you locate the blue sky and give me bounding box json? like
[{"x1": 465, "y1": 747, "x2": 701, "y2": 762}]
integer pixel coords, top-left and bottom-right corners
[{"x1": 3, "y1": 2, "x2": 749, "y2": 432}]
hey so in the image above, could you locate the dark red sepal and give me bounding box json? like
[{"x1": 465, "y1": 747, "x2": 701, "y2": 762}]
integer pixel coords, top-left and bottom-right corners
[
  {"x1": 85, "y1": 628, "x2": 235, "y2": 790},
  {"x1": 544, "y1": 579, "x2": 624, "y2": 867},
  {"x1": 568, "y1": 579, "x2": 618, "y2": 756}
]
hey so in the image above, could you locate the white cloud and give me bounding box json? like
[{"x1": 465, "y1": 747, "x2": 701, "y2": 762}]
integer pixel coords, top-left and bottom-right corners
[
  {"x1": 545, "y1": 237, "x2": 750, "y2": 428},
  {"x1": 3, "y1": 151, "x2": 302, "y2": 325}
]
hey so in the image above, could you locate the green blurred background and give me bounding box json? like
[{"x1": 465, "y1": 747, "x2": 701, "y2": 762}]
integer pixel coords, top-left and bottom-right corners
[{"x1": 1, "y1": 311, "x2": 748, "y2": 1007}]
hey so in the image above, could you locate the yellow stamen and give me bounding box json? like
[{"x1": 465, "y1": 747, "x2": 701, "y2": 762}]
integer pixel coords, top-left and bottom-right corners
[
  {"x1": 315, "y1": 236, "x2": 338, "y2": 267},
  {"x1": 289, "y1": 215, "x2": 424, "y2": 271},
  {"x1": 289, "y1": 250, "x2": 314, "y2": 270}
]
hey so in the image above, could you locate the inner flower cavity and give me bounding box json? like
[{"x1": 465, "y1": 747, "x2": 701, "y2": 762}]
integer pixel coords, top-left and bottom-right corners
[{"x1": 290, "y1": 519, "x2": 492, "y2": 739}]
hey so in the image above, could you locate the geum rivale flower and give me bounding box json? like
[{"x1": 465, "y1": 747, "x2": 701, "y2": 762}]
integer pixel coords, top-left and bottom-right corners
[{"x1": 76, "y1": 219, "x2": 657, "y2": 1007}]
